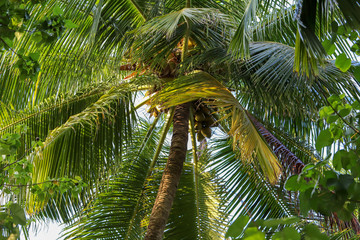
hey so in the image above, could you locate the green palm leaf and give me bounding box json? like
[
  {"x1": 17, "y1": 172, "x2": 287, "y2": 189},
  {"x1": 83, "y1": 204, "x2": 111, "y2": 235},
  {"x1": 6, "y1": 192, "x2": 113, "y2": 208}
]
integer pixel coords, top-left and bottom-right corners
[
  {"x1": 209, "y1": 138, "x2": 293, "y2": 222},
  {"x1": 154, "y1": 71, "x2": 281, "y2": 183},
  {"x1": 28, "y1": 84, "x2": 136, "y2": 213},
  {"x1": 62, "y1": 119, "x2": 226, "y2": 239},
  {"x1": 164, "y1": 151, "x2": 227, "y2": 239}
]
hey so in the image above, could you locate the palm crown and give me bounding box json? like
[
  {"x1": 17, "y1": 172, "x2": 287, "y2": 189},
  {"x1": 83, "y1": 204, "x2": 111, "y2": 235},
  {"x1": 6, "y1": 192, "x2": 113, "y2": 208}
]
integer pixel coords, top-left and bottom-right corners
[{"x1": 1, "y1": 0, "x2": 360, "y2": 239}]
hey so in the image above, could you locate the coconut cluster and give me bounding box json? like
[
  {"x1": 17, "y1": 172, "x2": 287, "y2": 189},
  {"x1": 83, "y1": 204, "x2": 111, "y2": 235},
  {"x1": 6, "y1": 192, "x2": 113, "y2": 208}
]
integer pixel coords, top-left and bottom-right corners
[{"x1": 193, "y1": 101, "x2": 218, "y2": 142}]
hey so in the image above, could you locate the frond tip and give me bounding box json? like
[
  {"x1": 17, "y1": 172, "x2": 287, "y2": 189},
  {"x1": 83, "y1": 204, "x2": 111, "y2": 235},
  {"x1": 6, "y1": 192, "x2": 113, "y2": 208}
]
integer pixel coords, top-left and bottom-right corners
[
  {"x1": 154, "y1": 71, "x2": 281, "y2": 184},
  {"x1": 229, "y1": 108, "x2": 282, "y2": 184}
]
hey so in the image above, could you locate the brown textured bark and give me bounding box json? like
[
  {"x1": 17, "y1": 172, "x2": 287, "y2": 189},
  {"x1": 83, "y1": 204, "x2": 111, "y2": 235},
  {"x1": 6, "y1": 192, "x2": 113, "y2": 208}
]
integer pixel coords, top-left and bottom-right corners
[{"x1": 145, "y1": 103, "x2": 190, "y2": 240}]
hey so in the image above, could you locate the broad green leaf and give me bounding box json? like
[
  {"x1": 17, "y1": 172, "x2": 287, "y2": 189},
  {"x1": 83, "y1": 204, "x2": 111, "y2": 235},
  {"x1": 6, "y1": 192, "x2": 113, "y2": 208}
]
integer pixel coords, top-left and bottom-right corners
[
  {"x1": 322, "y1": 39, "x2": 335, "y2": 55},
  {"x1": 352, "y1": 100, "x2": 360, "y2": 110},
  {"x1": 315, "y1": 129, "x2": 333, "y2": 151},
  {"x1": 339, "y1": 174, "x2": 354, "y2": 190},
  {"x1": 321, "y1": 171, "x2": 338, "y2": 187},
  {"x1": 351, "y1": 163, "x2": 360, "y2": 178},
  {"x1": 31, "y1": 31, "x2": 42, "y2": 43},
  {"x1": 319, "y1": 106, "x2": 334, "y2": 119},
  {"x1": 243, "y1": 227, "x2": 266, "y2": 240},
  {"x1": 353, "y1": 66, "x2": 360, "y2": 81},
  {"x1": 285, "y1": 175, "x2": 314, "y2": 191},
  {"x1": 337, "y1": 25, "x2": 346, "y2": 35},
  {"x1": 75, "y1": 176, "x2": 82, "y2": 181},
  {"x1": 350, "y1": 43, "x2": 359, "y2": 53},
  {"x1": 64, "y1": 20, "x2": 78, "y2": 29},
  {"x1": 339, "y1": 93, "x2": 346, "y2": 99},
  {"x1": 10, "y1": 203, "x2": 26, "y2": 226},
  {"x1": 336, "y1": 205, "x2": 354, "y2": 221},
  {"x1": 29, "y1": 52, "x2": 40, "y2": 61},
  {"x1": 338, "y1": 104, "x2": 352, "y2": 117},
  {"x1": 299, "y1": 190, "x2": 312, "y2": 216},
  {"x1": 326, "y1": 114, "x2": 338, "y2": 124},
  {"x1": 326, "y1": 177, "x2": 340, "y2": 190},
  {"x1": 349, "y1": 182, "x2": 360, "y2": 200},
  {"x1": 335, "y1": 53, "x2": 351, "y2": 72},
  {"x1": 333, "y1": 150, "x2": 357, "y2": 170},
  {"x1": 226, "y1": 215, "x2": 249, "y2": 238},
  {"x1": 303, "y1": 224, "x2": 329, "y2": 240},
  {"x1": 329, "y1": 126, "x2": 343, "y2": 140},
  {"x1": 53, "y1": 4, "x2": 64, "y2": 16},
  {"x1": 285, "y1": 175, "x2": 301, "y2": 191},
  {"x1": 349, "y1": 31, "x2": 358, "y2": 41},
  {"x1": 327, "y1": 95, "x2": 342, "y2": 105},
  {"x1": 271, "y1": 227, "x2": 300, "y2": 240}
]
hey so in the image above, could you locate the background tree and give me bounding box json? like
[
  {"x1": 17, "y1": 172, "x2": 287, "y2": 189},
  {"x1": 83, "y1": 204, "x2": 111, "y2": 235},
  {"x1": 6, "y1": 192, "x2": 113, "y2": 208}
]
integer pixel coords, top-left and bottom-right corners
[{"x1": 1, "y1": 0, "x2": 360, "y2": 239}]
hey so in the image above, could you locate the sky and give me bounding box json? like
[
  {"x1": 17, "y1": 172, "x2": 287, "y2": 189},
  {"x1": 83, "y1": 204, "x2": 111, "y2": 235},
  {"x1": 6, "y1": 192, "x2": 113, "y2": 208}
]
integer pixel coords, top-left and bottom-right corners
[{"x1": 26, "y1": 222, "x2": 63, "y2": 240}]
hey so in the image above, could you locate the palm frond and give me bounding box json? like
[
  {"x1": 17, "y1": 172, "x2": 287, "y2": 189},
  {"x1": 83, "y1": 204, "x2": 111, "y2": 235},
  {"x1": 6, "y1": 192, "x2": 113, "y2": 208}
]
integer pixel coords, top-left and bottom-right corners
[
  {"x1": 0, "y1": 0, "x2": 149, "y2": 108},
  {"x1": 294, "y1": 0, "x2": 326, "y2": 76},
  {"x1": 132, "y1": 7, "x2": 232, "y2": 69},
  {"x1": 251, "y1": 7, "x2": 297, "y2": 46},
  {"x1": 232, "y1": 42, "x2": 360, "y2": 121},
  {"x1": 61, "y1": 118, "x2": 161, "y2": 239},
  {"x1": 248, "y1": 114, "x2": 305, "y2": 175},
  {"x1": 258, "y1": 120, "x2": 322, "y2": 167},
  {"x1": 62, "y1": 119, "x2": 226, "y2": 239},
  {"x1": 229, "y1": 0, "x2": 293, "y2": 58},
  {"x1": 293, "y1": 0, "x2": 360, "y2": 75},
  {"x1": 0, "y1": 81, "x2": 114, "y2": 135},
  {"x1": 154, "y1": 71, "x2": 281, "y2": 184},
  {"x1": 163, "y1": 151, "x2": 227, "y2": 239},
  {"x1": 209, "y1": 138, "x2": 293, "y2": 222},
  {"x1": 336, "y1": 0, "x2": 360, "y2": 29},
  {"x1": 28, "y1": 84, "x2": 136, "y2": 213},
  {"x1": 229, "y1": 0, "x2": 258, "y2": 58}
]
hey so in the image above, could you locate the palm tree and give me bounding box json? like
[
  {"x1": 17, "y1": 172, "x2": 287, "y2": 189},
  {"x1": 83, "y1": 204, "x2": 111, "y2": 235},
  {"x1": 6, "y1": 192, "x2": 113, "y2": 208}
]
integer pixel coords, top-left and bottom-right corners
[{"x1": 1, "y1": 0, "x2": 360, "y2": 239}]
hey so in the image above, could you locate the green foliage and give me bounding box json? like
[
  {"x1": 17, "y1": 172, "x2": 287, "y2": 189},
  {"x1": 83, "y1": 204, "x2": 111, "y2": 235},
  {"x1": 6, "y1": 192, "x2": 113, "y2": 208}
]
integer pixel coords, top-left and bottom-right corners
[
  {"x1": 226, "y1": 215, "x2": 328, "y2": 240},
  {"x1": 335, "y1": 54, "x2": 352, "y2": 72},
  {"x1": 280, "y1": 93, "x2": 360, "y2": 224},
  {"x1": 0, "y1": 0, "x2": 77, "y2": 82},
  {"x1": 0, "y1": 128, "x2": 87, "y2": 239},
  {"x1": 2, "y1": 0, "x2": 360, "y2": 239},
  {"x1": 272, "y1": 227, "x2": 300, "y2": 240},
  {"x1": 315, "y1": 129, "x2": 333, "y2": 151},
  {"x1": 226, "y1": 215, "x2": 249, "y2": 238}
]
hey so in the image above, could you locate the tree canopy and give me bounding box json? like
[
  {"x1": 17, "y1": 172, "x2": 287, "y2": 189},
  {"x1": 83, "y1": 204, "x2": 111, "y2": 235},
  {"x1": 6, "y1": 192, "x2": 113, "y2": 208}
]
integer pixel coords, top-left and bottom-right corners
[{"x1": 1, "y1": 0, "x2": 360, "y2": 239}]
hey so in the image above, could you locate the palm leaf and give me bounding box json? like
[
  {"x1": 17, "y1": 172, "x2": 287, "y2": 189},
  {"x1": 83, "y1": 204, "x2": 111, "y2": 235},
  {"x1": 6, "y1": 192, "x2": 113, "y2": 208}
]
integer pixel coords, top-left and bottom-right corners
[
  {"x1": 154, "y1": 71, "x2": 281, "y2": 183},
  {"x1": 248, "y1": 114, "x2": 306, "y2": 175},
  {"x1": 0, "y1": 81, "x2": 115, "y2": 136},
  {"x1": 294, "y1": 0, "x2": 326, "y2": 76},
  {"x1": 336, "y1": 0, "x2": 360, "y2": 29},
  {"x1": 132, "y1": 8, "x2": 232, "y2": 69},
  {"x1": 0, "y1": 0, "x2": 148, "y2": 109},
  {"x1": 62, "y1": 118, "x2": 226, "y2": 239},
  {"x1": 62, "y1": 118, "x2": 160, "y2": 239},
  {"x1": 229, "y1": 0, "x2": 293, "y2": 58},
  {"x1": 28, "y1": 84, "x2": 136, "y2": 213},
  {"x1": 293, "y1": 0, "x2": 360, "y2": 75},
  {"x1": 164, "y1": 150, "x2": 227, "y2": 239},
  {"x1": 209, "y1": 138, "x2": 293, "y2": 222},
  {"x1": 233, "y1": 42, "x2": 360, "y2": 121}
]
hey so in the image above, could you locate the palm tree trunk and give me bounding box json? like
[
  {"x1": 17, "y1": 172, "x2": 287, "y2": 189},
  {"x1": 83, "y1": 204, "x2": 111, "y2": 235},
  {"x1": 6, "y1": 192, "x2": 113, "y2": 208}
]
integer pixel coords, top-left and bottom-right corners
[{"x1": 145, "y1": 102, "x2": 190, "y2": 240}]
